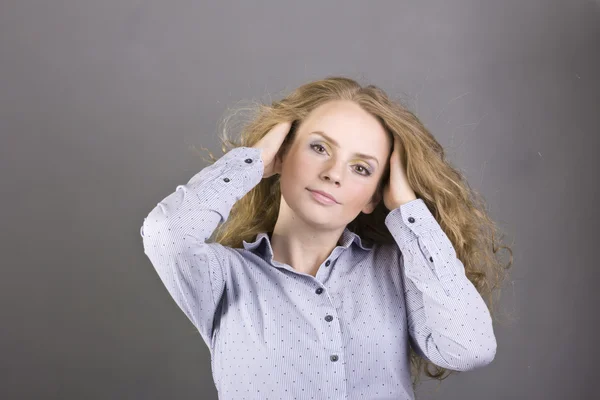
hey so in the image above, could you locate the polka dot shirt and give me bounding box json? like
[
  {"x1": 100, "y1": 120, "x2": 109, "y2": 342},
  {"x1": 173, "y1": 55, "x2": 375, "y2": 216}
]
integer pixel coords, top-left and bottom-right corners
[{"x1": 140, "y1": 147, "x2": 496, "y2": 400}]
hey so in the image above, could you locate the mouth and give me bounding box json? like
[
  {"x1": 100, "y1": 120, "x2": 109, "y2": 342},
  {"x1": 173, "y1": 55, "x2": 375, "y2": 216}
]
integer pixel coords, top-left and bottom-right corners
[{"x1": 307, "y1": 188, "x2": 339, "y2": 205}]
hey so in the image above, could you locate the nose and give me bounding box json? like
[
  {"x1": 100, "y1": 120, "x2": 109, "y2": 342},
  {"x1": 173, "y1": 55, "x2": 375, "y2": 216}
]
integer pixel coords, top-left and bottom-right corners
[{"x1": 320, "y1": 160, "x2": 343, "y2": 185}]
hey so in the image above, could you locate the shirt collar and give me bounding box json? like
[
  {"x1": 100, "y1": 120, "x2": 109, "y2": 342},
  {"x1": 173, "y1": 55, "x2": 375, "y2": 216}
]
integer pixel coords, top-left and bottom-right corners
[{"x1": 242, "y1": 226, "x2": 372, "y2": 263}]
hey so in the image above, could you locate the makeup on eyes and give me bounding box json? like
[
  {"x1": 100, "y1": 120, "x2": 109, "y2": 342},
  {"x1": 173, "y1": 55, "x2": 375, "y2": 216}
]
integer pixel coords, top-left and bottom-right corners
[
  {"x1": 309, "y1": 143, "x2": 374, "y2": 176},
  {"x1": 309, "y1": 131, "x2": 380, "y2": 166}
]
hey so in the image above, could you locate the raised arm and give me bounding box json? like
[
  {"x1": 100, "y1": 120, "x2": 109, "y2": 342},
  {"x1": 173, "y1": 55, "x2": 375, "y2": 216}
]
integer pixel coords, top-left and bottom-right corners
[
  {"x1": 140, "y1": 121, "x2": 292, "y2": 347},
  {"x1": 384, "y1": 198, "x2": 497, "y2": 371},
  {"x1": 140, "y1": 146, "x2": 264, "y2": 346}
]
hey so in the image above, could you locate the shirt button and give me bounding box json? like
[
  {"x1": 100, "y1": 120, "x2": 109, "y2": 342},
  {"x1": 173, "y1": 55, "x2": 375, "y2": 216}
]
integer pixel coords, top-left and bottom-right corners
[
  {"x1": 325, "y1": 315, "x2": 333, "y2": 322},
  {"x1": 325, "y1": 260, "x2": 330, "y2": 266},
  {"x1": 315, "y1": 288, "x2": 323, "y2": 294},
  {"x1": 244, "y1": 158, "x2": 253, "y2": 163},
  {"x1": 330, "y1": 355, "x2": 339, "y2": 362},
  {"x1": 429, "y1": 256, "x2": 433, "y2": 262},
  {"x1": 408, "y1": 217, "x2": 415, "y2": 223},
  {"x1": 223, "y1": 177, "x2": 230, "y2": 182}
]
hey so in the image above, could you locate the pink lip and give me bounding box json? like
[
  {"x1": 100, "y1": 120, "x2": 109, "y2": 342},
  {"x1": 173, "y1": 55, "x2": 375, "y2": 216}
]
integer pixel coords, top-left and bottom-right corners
[{"x1": 307, "y1": 189, "x2": 339, "y2": 204}]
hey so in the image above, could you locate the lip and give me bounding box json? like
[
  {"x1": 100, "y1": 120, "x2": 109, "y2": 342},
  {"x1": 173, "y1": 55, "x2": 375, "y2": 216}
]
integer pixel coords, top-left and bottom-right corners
[{"x1": 307, "y1": 188, "x2": 339, "y2": 204}]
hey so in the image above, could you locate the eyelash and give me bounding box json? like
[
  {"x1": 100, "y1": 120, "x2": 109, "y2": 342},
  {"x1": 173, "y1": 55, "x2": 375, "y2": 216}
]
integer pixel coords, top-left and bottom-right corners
[{"x1": 310, "y1": 144, "x2": 372, "y2": 176}]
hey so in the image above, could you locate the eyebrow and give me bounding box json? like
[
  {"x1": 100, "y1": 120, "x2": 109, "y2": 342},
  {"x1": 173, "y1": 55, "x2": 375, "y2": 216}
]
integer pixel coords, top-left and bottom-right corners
[{"x1": 310, "y1": 131, "x2": 380, "y2": 165}]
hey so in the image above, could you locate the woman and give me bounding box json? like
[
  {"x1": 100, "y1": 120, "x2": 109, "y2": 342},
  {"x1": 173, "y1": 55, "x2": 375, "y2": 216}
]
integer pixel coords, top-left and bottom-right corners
[{"x1": 140, "y1": 76, "x2": 512, "y2": 399}]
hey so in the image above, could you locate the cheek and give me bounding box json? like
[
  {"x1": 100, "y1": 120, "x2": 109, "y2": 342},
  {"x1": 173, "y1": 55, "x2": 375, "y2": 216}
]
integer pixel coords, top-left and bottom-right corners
[
  {"x1": 284, "y1": 153, "x2": 315, "y2": 180},
  {"x1": 280, "y1": 157, "x2": 311, "y2": 192},
  {"x1": 342, "y1": 181, "x2": 378, "y2": 207}
]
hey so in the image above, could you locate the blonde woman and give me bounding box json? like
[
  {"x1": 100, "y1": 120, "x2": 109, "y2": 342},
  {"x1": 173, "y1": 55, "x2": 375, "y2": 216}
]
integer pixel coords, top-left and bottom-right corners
[{"x1": 140, "y1": 76, "x2": 512, "y2": 399}]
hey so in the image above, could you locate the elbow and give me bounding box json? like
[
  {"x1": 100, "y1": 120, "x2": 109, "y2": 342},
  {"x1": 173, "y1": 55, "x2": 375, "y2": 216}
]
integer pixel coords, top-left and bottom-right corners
[
  {"x1": 140, "y1": 209, "x2": 174, "y2": 256},
  {"x1": 140, "y1": 204, "x2": 171, "y2": 242},
  {"x1": 482, "y1": 337, "x2": 498, "y2": 366},
  {"x1": 459, "y1": 337, "x2": 497, "y2": 371}
]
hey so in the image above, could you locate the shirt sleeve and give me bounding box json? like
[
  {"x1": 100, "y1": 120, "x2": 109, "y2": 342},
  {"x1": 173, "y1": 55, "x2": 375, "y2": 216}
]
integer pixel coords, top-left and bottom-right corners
[
  {"x1": 140, "y1": 146, "x2": 264, "y2": 347},
  {"x1": 384, "y1": 198, "x2": 497, "y2": 371}
]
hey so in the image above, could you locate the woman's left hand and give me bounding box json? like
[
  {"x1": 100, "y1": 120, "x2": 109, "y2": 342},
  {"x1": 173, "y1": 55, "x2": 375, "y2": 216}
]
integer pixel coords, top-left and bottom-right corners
[{"x1": 383, "y1": 136, "x2": 418, "y2": 210}]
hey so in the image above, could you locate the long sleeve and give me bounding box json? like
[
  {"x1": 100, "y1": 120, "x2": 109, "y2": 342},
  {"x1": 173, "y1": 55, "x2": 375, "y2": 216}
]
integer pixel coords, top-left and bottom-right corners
[
  {"x1": 140, "y1": 146, "x2": 264, "y2": 347},
  {"x1": 384, "y1": 198, "x2": 497, "y2": 371}
]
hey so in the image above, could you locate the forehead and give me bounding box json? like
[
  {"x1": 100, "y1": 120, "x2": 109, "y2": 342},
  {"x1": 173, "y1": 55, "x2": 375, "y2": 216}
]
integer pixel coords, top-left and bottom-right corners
[{"x1": 299, "y1": 100, "x2": 391, "y2": 158}]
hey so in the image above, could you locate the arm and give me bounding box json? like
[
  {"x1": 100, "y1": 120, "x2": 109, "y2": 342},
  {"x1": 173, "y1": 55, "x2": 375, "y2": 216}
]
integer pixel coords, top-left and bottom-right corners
[
  {"x1": 384, "y1": 198, "x2": 497, "y2": 371},
  {"x1": 140, "y1": 147, "x2": 264, "y2": 347}
]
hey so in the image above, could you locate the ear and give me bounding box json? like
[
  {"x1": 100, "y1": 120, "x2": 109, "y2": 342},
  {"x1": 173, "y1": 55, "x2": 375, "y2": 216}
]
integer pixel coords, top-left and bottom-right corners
[{"x1": 361, "y1": 190, "x2": 382, "y2": 214}]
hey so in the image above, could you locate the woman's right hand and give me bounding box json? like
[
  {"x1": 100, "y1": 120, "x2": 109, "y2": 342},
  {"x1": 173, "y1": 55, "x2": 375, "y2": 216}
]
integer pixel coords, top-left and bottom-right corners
[{"x1": 251, "y1": 121, "x2": 293, "y2": 178}]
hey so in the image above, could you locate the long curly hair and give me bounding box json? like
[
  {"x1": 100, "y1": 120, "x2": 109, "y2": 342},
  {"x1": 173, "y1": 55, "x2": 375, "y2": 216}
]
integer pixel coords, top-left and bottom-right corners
[{"x1": 194, "y1": 76, "x2": 513, "y2": 391}]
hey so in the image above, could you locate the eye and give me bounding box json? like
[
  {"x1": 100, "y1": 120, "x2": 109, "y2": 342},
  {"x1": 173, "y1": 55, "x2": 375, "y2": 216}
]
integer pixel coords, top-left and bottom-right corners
[
  {"x1": 354, "y1": 165, "x2": 372, "y2": 176},
  {"x1": 310, "y1": 144, "x2": 327, "y2": 154},
  {"x1": 311, "y1": 144, "x2": 372, "y2": 176}
]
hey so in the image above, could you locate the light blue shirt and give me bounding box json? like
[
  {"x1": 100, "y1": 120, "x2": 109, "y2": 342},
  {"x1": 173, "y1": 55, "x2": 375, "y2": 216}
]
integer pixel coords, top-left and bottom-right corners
[{"x1": 140, "y1": 146, "x2": 496, "y2": 400}]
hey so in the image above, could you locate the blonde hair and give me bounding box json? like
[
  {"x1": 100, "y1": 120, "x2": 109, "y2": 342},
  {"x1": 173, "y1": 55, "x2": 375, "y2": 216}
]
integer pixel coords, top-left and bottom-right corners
[{"x1": 196, "y1": 76, "x2": 513, "y2": 390}]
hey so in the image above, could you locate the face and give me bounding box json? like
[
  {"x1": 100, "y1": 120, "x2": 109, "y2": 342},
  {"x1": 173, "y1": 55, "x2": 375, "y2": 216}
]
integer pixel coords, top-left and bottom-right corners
[{"x1": 275, "y1": 100, "x2": 393, "y2": 230}]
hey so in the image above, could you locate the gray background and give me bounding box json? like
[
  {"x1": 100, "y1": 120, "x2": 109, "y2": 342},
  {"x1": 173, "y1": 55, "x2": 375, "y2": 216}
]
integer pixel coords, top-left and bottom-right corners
[{"x1": 1, "y1": 1, "x2": 598, "y2": 399}]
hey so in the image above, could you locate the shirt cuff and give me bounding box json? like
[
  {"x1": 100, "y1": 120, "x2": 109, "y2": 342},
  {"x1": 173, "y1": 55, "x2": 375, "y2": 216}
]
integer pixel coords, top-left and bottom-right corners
[{"x1": 384, "y1": 198, "x2": 440, "y2": 248}]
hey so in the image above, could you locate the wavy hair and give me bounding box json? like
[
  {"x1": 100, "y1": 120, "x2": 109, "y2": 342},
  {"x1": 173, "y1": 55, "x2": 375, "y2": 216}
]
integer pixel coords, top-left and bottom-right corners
[{"x1": 195, "y1": 76, "x2": 513, "y2": 390}]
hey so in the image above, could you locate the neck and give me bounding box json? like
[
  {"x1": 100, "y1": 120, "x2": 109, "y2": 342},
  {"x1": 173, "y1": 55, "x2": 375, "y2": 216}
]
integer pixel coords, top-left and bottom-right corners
[{"x1": 269, "y1": 200, "x2": 344, "y2": 276}]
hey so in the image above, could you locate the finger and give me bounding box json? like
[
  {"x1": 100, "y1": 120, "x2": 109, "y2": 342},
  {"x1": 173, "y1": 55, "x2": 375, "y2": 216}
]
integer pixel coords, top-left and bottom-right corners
[
  {"x1": 389, "y1": 137, "x2": 402, "y2": 180},
  {"x1": 394, "y1": 136, "x2": 406, "y2": 166},
  {"x1": 272, "y1": 121, "x2": 292, "y2": 140},
  {"x1": 394, "y1": 135, "x2": 401, "y2": 154}
]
